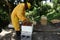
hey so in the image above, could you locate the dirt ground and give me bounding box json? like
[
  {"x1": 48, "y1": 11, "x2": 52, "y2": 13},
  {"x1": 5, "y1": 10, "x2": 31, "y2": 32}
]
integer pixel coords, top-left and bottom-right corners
[{"x1": 0, "y1": 29, "x2": 60, "y2": 40}]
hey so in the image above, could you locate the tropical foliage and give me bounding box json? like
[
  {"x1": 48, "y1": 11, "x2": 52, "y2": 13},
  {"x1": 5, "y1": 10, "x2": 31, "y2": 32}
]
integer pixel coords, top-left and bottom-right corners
[{"x1": 0, "y1": 0, "x2": 60, "y2": 28}]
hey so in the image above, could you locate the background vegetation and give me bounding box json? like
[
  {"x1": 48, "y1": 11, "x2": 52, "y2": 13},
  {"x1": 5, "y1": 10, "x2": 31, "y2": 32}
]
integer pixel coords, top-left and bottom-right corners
[{"x1": 0, "y1": 0, "x2": 60, "y2": 28}]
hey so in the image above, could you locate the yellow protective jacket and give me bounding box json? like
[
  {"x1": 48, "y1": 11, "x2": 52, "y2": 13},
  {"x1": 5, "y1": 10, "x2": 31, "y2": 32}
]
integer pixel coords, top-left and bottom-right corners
[{"x1": 11, "y1": 3, "x2": 29, "y2": 31}]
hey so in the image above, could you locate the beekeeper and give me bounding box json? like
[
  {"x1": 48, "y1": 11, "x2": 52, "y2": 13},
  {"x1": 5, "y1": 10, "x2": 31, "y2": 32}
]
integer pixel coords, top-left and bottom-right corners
[{"x1": 11, "y1": 0, "x2": 31, "y2": 36}]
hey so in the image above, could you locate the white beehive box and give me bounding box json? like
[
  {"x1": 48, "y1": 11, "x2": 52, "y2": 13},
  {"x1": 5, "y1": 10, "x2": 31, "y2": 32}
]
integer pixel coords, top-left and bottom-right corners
[
  {"x1": 21, "y1": 25, "x2": 33, "y2": 40},
  {"x1": 21, "y1": 25, "x2": 33, "y2": 36}
]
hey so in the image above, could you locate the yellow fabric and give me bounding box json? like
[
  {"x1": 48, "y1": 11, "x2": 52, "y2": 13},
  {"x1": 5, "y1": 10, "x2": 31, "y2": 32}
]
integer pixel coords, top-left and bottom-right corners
[
  {"x1": 27, "y1": 2, "x2": 31, "y2": 9},
  {"x1": 11, "y1": 3, "x2": 31, "y2": 31}
]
